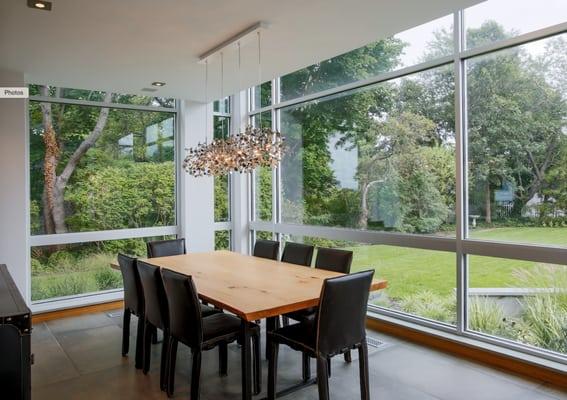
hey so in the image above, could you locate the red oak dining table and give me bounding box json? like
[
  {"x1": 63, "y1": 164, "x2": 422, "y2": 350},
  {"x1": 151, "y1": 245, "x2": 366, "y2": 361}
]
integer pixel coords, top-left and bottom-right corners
[{"x1": 113, "y1": 250, "x2": 387, "y2": 400}]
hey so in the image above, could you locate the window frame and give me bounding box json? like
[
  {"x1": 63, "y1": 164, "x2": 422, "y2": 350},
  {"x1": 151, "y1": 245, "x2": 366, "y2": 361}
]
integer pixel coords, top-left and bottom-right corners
[
  {"x1": 28, "y1": 90, "x2": 180, "y2": 307},
  {"x1": 247, "y1": 14, "x2": 567, "y2": 364}
]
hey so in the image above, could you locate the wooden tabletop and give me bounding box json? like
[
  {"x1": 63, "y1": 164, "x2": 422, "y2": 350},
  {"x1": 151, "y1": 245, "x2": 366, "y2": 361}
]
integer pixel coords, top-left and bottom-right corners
[{"x1": 113, "y1": 250, "x2": 387, "y2": 322}]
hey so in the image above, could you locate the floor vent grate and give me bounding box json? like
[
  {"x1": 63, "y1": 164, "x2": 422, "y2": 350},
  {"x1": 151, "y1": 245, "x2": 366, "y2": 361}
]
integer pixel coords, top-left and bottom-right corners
[
  {"x1": 106, "y1": 312, "x2": 122, "y2": 318},
  {"x1": 367, "y1": 336, "x2": 386, "y2": 349}
]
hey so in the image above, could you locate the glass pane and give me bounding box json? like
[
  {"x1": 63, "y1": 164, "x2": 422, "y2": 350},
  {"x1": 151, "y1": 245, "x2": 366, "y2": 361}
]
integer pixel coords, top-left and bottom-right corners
[
  {"x1": 215, "y1": 230, "x2": 231, "y2": 250},
  {"x1": 213, "y1": 97, "x2": 231, "y2": 114},
  {"x1": 255, "y1": 166, "x2": 273, "y2": 221},
  {"x1": 215, "y1": 175, "x2": 230, "y2": 222},
  {"x1": 213, "y1": 115, "x2": 231, "y2": 139},
  {"x1": 280, "y1": 14, "x2": 453, "y2": 102},
  {"x1": 250, "y1": 111, "x2": 272, "y2": 129},
  {"x1": 281, "y1": 65, "x2": 455, "y2": 234},
  {"x1": 465, "y1": 0, "x2": 567, "y2": 49},
  {"x1": 31, "y1": 236, "x2": 174, "y2": 302},
  {"x1": 468, "y1": 255, "x2": 567, "y2": 355},
  {"x1": 467, "y1": 34, "x2": 567, "y2": 246},
  {"x1": 29, "y1": 101, "x2": 176, "y2": 235},
  {"x1": 252, "y1": 81, "x2": 272, "y2": 110},
  {"x1": 283, "y1": 234, "x2": 456, "y2": 325},
  {"x1": 255, "y1": 231, "x2": 274, "y2": 241}
]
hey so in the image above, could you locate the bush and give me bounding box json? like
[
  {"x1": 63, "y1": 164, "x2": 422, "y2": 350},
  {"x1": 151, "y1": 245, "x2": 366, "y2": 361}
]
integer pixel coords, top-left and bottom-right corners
[
  {"x1": 468, "y1": 297, "x2": 512, "y2": 337},
  {"x1": 400, "y1": 290, "x2": 455, "y2": 323},
  {"x1": 513, "y1": 264, "x2": 567, "y2": 353},
  {"x1": 94, "y1": 268, "x2": 123, "y2": 291}
]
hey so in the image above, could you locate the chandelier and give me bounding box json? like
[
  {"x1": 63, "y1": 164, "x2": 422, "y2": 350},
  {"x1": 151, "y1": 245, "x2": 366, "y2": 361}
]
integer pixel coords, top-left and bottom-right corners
[
  {"x1": 183, "y1": 125, "x2": 284, "y2": 176},
  {"x1": 184, "y1": 23, "x2": 285, "y2": 177}
]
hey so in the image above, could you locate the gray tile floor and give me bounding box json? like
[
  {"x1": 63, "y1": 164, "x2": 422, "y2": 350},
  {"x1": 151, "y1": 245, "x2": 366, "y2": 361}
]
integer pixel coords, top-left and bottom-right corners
[{"x1": 32, "y1": 310, "x2": 566, "y2": 400}]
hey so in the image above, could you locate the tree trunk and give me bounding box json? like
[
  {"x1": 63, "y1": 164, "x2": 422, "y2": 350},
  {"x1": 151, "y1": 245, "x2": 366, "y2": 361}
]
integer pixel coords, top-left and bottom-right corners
[
  {"x1": 40, "y1": 100, "x2": 60, "y2": 235},
  {"x1": 358, "y1": 181, "x2": 370, "y2": 229},
  {"x1": 39, "y1": 87, "x2": 112, "y2": 234},
  {"x1": 485, "y1": 183, "x2": 492, "y2": 224}
]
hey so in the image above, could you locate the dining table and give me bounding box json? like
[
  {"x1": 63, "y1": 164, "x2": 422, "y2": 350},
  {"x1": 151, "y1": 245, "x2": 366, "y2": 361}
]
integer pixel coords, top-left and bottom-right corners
[{"x1": 112, "y1": 250, "x2": 387, "y2": 400}]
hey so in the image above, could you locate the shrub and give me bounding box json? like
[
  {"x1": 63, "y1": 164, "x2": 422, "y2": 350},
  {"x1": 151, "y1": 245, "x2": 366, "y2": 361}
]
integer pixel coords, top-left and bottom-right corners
[
  {"x1": 400, "y1": 290, "x2": 456, "y2": 323},
  {"x1": 468, "y1": 297, "x2": 512, "y2": 337},
  {"x1": 513, "y1": 264, "x2": 567, "y2": 353},
  {"x1": 94, "y1": 268, "x2": 123, "y2": 291}
]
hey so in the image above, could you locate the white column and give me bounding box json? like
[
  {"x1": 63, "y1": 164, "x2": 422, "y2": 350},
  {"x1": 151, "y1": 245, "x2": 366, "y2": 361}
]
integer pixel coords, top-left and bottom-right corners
[
  {"x1": 0, "y1": 69, "x2": 30, "y2": 302},
  {"x1": 178, "y1": 100, "x2": 215, "y2": 252},
  {"x1": 231, "y1": 90, "x2": 251, "y2": 254}
]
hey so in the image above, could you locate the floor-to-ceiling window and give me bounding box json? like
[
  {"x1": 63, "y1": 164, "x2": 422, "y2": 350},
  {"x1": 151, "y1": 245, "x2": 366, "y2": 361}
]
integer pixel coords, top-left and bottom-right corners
[
  {"x1": 213, "y1": 97, "x2": 233, "y2": 250},
  {"x1": 249, "y1": 1, "x2": 567, "y2": 362},
  {"x1": 29, "y1": 85, "x2": 178, "y2": 302}
]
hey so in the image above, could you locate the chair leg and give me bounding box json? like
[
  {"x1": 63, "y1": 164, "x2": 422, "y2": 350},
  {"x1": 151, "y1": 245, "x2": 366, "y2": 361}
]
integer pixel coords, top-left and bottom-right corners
[
  {"x1": 358, "y1": 341, "x2": 370, "y2": 400},
  {"x1": 253, "y1": 333, "x2": 261, "y2": 395},
  {"x1": 191, "y1": 350, "x2": 202, "y2": 400},
  {"x1": 134, "y1": 314, "x2": 144, "y2": 369},
  {"x1": 344, "y1": 350, "x2": 352, "y2": 363},
  {"x1": 302, "y1": 352, "x2": 311, "y2": 382},
  {"x1": 219, "y1": 342, "x2": 228, "y2": 376},
  {"x1": 316, "y1": 356, "x2": 330, "y2": 400},
  {"x1": 327, "y1": 357, "x2": 332, "y2": 377},
  {"x1": 122, "y1": 309, "x2": 131, "y2": 356},
  {"x1": 160, "y1": 333, "x2": 170, "y2": 391},
  {"x1": 151, "y1": 325, "x2": 159, "y2": 344},
  {"x1": 267, "y1": 341, "x2": 279, "y2": 400},
  {"x1": 142, "y1": 321, "x2": 152, "y2": 375},
  {"x1": 166, "y1": 338, "x2": 178, "y2": 398}
]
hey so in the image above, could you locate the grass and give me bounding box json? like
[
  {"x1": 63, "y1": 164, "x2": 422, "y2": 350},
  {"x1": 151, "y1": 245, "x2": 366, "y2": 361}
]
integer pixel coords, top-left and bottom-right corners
[{"x1": 347, "y1": 226, "x2": 567, "y2": 300}]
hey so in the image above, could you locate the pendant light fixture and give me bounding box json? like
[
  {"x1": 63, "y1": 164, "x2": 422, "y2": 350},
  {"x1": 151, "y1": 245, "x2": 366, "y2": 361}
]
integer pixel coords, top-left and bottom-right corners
[{"x1": 183, "y1": 23, "x2": 284, "y2": 177}]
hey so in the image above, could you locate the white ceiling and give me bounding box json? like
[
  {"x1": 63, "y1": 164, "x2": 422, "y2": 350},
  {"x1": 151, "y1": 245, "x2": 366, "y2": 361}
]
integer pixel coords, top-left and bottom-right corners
[{"x1": 0, "y1": 0, "x2": 480, "y2": 102}]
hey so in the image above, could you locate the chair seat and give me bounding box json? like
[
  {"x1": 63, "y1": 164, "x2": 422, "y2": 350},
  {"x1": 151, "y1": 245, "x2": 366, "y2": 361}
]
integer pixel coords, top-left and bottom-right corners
[
  {"x1": 269, "y1": 321, "x2": 316, "y2": 356},
  {"x1": 202, "y1": 313, "x2": 260, "y2": 347},
  {"x1": 201, "y1": 304, "x2": 220, "y2": 317},
  {"x1": 285, "y1": 307, "x2": 316, "y2": 323}
]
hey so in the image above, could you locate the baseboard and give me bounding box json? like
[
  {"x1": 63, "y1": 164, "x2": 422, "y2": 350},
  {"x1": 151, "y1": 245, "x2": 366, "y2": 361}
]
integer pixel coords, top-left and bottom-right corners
[
  {"x1": 32, "y1": 300, "x2": 124, "y2": 323},
  {"x1": 366, "y1": 316, "x2": 567, "y2": 389}
]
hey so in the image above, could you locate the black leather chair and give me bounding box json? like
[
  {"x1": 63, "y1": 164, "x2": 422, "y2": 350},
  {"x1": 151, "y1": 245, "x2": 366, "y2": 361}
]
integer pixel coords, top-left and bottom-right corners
[
  {"x1": 161, "y1": 269, "x2": 262, "y2": 398},
  {"x1": 281, "y1": 242, "x2": 314, "y2": 266},
  {"x1": 253, "y1": 239, "x2": 280, "y2": 260},
  {"x1": 280, "y1": 242, "x2": 315, "y2": 327},
  {"x1": 117, "y1": 254, "x2": 144, "y2": 369},
  {"x1": 147, "y1": 238, "x2": 186, "y2": 258},
  {"x1": 285, "y1": 247, "x2": 355, "y2": 368},
  {"x1": 314, "y1": 248, "x2": 353, "y2": 274},
  {"x1": 137, "y1": 260, "x2": 171, "y2": 391},
  {"x1": 268, "y1": 270, "x2": 375, "y2": 400},
  {"x1": 137, "y1": 260, "x2": 220, "y2": 392}
]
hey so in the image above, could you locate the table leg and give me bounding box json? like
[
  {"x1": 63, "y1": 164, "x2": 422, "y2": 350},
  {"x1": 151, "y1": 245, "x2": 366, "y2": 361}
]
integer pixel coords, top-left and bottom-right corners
[
  {"x1": 266, "y1": 317, "x2": 277, "y2": 361},
  {"x1": 241, "y1": 319, "x2": 252, "y2": 400}
]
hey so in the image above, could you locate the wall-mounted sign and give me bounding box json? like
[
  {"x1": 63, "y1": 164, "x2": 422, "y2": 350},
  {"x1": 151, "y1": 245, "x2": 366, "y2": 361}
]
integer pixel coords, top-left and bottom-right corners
[{"x1": 0, "y1": 87, "x2": 29, "y2": 99}]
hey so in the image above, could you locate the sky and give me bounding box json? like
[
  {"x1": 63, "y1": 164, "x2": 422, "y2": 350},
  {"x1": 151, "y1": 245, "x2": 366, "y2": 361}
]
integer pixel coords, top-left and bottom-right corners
[{"x1": 395, "y1": 0, "x2": 567, "y2": 66}]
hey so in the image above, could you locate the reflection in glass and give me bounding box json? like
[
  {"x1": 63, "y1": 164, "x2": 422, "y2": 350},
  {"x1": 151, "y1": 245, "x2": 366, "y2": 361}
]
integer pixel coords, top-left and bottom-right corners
[
  {"x1": 467, "y1": 34, "x2": 567, "y2": 247},
  {"x1": 280, "y1": 65, "x2": 455, "y2": 234}
]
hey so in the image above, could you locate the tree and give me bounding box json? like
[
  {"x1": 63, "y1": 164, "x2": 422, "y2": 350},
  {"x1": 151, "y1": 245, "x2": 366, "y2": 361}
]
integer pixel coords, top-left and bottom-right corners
[{"x1": 38, "y1": 86, "x2": 112, "y2": 234}]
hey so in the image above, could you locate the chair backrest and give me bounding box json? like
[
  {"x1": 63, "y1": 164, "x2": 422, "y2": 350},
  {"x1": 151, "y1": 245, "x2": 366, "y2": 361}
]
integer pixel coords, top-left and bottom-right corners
[
  {"x1": 117, "y1": 254, "x2": 143, "y2": 315},
  {"x1": 161, "y1": 269, "x2": 203, "y2": 348},
  {"x1": 253, "y1": 239, "x2": 280, "y2": 260},
  {"x1": 137, "y1": 260, "x2": 169, "y2": 330},
  {"x1": 281, "y1": 242, "x2": 314, "y2": 267},
  {"x1": 315, "y1": 247, "x2": 353, "y2": 274},
  {"x1": 315, "y1": 270, "x2": 374, "y2": 357},
  {"x1": 147, "y1": 238, "x2": 186, "y2": 258}
]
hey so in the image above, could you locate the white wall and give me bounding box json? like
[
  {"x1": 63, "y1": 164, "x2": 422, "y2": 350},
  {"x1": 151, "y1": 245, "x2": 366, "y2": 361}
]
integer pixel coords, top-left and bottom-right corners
[
  {"x1": 178, "y1": 100, "x2": 215, "y2": 252},
  {"x1": 0, "y1": 69, "x2": 29, "y2": 302}
]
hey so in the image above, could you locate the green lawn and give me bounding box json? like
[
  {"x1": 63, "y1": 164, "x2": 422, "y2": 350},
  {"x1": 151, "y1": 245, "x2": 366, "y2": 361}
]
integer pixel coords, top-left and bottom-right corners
[{"x1": 347, "y1": 227, "x2": 567, "y2": 299}]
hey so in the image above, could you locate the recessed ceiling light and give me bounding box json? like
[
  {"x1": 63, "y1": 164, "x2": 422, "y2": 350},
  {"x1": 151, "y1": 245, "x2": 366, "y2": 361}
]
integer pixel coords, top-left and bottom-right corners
[
  {"x1": 151, "y1": 81, "x2": 166, "y2": 87},
  {"x1": 27, "y1": 0, "x2": 52, "y2": 10}
]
